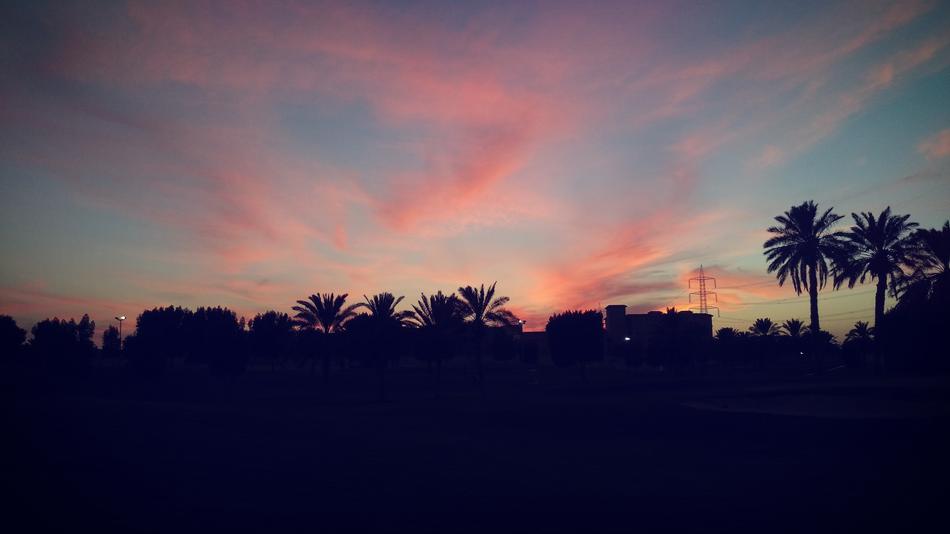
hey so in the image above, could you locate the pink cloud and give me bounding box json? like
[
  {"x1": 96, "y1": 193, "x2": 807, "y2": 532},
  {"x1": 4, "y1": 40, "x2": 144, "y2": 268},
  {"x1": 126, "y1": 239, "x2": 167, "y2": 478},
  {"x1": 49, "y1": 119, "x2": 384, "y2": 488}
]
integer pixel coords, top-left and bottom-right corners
[{"x1": 918, "y1": 129, "x2": 950, "y2": 159}]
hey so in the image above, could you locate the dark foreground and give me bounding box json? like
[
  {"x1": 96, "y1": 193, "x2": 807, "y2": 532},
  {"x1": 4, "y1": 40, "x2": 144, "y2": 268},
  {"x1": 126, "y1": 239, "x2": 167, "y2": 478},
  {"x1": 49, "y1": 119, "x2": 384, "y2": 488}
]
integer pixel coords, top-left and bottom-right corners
[{"x1": 6, "y1": 365, "x2": 949, "y2": 533}]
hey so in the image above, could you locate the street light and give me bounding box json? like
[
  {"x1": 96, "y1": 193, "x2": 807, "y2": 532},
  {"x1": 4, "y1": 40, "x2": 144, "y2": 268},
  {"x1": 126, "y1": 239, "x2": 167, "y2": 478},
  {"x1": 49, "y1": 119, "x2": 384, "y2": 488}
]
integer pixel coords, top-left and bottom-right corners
[{"x1": 115, "y1": 316, "x2": 126, "y2": 350}]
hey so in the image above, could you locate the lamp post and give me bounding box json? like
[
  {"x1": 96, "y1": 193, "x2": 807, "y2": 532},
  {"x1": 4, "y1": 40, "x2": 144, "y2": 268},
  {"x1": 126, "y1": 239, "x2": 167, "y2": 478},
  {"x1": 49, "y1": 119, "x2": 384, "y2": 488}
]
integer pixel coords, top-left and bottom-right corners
[{"x1": 115, "y1": 316, "x2": 126, "y2": 350}]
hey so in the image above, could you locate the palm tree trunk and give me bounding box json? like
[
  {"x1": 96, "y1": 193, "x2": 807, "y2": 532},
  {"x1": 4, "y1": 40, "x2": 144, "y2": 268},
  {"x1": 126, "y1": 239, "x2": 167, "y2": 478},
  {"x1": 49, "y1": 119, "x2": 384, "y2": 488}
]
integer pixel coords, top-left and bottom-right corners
[
  {"x1": 322, "y1": 354, "x2": 330, "y2": 383},
  {"x1": 874, "y1": 275, "x2": 887, "y2": 329},
  {"x1": 808, "y1": 265, "x2": 820, "y2": 333},
  {"x1": 808, "y1": 265, "x2": 823, "y2": 373},
  {"x1": 874, "y1": 275, "x2": 888, "y2": 374}
]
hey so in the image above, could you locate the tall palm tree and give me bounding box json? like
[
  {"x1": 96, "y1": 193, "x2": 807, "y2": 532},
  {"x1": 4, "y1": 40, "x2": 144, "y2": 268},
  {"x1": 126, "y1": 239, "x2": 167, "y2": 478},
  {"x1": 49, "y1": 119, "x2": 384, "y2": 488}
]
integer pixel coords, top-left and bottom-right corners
[
  {"x1": 292, "y1": 293, "x2": 359, "y2": 380},
  {"x1": 781, "y1": 318, "x2": 806, "y2": 338},
  {"x1": 834, "y1": 207, "x2": 919, "y2": 328},
  {"x1": 457, "y1": 282, "x2": 516, "y2": 394},
  {"x1": 411, "y1": 291, "x2": 464, "y2": 395},
  {"x1": 357, "y1": 292, "x2": 414, "y2": 401},
  {"x1": 748, "y1": 318, "x2": 780, "y2": 337},
  {"x1": 764, "y1": 201, "x2": 846, "y2": 333}
]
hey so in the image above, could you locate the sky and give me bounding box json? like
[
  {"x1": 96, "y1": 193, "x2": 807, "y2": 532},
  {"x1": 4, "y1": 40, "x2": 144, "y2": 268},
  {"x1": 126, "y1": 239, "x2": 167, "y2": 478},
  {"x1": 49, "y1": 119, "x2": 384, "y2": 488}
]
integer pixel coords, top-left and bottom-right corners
[{"x1": 1, "y1": 0, "x2": 949, "y2": 338}]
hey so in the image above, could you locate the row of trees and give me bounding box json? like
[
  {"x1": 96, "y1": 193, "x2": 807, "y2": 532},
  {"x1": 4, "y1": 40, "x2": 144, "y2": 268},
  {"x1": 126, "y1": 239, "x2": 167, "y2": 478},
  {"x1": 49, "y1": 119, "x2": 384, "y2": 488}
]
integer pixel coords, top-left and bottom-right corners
[
  {"x1": 2, "y1": 203, "x2": 946, "y2": 384},
  {"x1": 0, "y1": 284, "x2": 520, "y2": 399},
  {"x1": 764, "y1": 203, "x2": 948, "y2": 333}
]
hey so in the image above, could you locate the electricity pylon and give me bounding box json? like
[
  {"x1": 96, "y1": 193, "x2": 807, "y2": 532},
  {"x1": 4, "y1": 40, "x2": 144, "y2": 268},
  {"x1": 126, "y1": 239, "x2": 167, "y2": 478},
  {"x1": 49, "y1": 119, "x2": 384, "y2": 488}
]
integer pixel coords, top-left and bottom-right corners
[{"x1": 689, "y1": 264, "x2": 719, "y2": 316}]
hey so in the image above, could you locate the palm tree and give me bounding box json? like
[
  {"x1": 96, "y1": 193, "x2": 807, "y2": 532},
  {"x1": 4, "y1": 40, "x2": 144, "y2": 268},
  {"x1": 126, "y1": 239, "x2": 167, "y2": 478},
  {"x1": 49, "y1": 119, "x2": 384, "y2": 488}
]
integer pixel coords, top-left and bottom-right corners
[
  {"x1": 748, "y1": 318, "x2": 780, "y2": 336},
  {"x1": 715, "y1": 327, "x2": 740, "y2": 341},
  {"x1": 411, "y1": 291, "x2": 464, "y2": 395},
  {"x1": 781, "y1": 318, "x2": 806, "y2": 338},
  {"x1": 834, "y1": 207, "x2": 919, "y2": 328},
  {"x1": 764, "y1": 201, "x2": 846, "y2": 333},
  {"x1": 904, "y1": 221, "x2": 950, "y2": 303},
  {"x1": 457, "y1": 282, "x2": 517, "y2": 395},
  {"x1": 410, "y1": 291, "x2": 463, "y2": 328},
  {"x1": 844, "y1": 320, "x2": 875, "y2": 370},
  {"x1": 357, "y1": 292, "x2": 414, "y2": 400},
  {"x1": 292, "y1": 293, "x2": 359, "y2": 380},
  {"x1": 748, "y1": 318, "x2": 780, "y2": 368},
  {"x1": 845, "y1": 321, "x2": 874, "y2": 344},
  {"x1": 359, "y1": 293, "x2": 415, "y2": 326}
]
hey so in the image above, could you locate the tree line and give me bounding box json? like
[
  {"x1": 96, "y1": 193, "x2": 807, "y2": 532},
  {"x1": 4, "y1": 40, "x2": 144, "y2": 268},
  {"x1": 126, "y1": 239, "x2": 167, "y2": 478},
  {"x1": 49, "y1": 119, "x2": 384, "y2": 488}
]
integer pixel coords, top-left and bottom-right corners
[{"x1": 2, "y1": 203, "x2": 947, "y2": 389}]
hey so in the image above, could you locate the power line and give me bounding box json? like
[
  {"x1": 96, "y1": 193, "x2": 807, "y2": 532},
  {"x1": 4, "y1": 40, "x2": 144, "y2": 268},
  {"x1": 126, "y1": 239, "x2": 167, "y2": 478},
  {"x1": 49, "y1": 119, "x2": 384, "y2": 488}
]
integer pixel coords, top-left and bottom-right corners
[{"x1": 721, "y1": 288, "x2": 876, "y2": 307}]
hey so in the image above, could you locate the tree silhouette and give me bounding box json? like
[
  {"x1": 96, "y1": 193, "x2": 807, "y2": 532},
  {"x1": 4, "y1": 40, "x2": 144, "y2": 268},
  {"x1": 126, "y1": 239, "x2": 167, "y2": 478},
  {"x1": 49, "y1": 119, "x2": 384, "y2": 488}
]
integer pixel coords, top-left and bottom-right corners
[
  {"x1": 842, "y1": 321, "x2": 874, "y2": 369},
  {"x1": 715, "y1": 327, "x2": 740, "y2": 341},
  {"x1": 764, "y1": 201, "x2": 845, "y2": 333},
  {"x1": 127, "y1": 306, "x2": 193, "y2": 377},
  {"x1": 781, "y1": 318, "x2": 806, "y2": 338},
  {"x1": 356, "y1": 292, "x2": 413, "y2": 400},
  {"x1": 249, "y1": 311, "x2": 295, "y2": 371},
  {"x1": 845, "y1": 321, "x2": 874, "y2": 343},
  {"x1": 30, "y1": 315, "x2": 96, "y2": 374},
  {"x1": 410, "y1": 291, "x2": 463, "y2": 328},
  {"x1": 714, "y1": 327, "x2": 746, "y2": 367},
  {"x1": 457, "y1": 282, "x2": 517, "y2": 395},
  {"x1": 292, "y1": 293, "x2": 359, "y2": 379},
  {"x1": 0, "y1": 315, "x2": 26, "y2": 362},
  {"x1": 834, "y1": 207, "x2": 919, "y2": 328},
  {"x1": 747, "y1": 318, "x2": 780, "y2": 368},
  {"x1": 748, "y1": 318, "x2": 781, "y2": 337},
  {"x1": 192, "y1": 306, "x2": 247, "y2": 377},
  {"x1": 410, "y1": 291, "x2": 464, "y2": 395},
  {"x1": 904, "y1": 220, "x2": 950, "y2": 304},
  {"x1": 546, "y1": 310, "x2": 604, "y2": 379},
  {"x1": 102, "y1": 325, "x2": 121, "y2": 358}
]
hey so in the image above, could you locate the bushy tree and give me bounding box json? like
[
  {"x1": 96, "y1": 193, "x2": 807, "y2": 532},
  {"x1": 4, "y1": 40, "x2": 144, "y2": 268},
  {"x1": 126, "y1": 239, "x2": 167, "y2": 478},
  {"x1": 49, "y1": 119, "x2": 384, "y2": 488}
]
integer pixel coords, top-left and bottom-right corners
[
  {"x1": 101, "y1": 325, "x2": 121, "y2": 358},
  {"x1": 128, "y1": 306, "x2": 193, "y2": 377},
  {"x1": 0, "y1": 315, "x2": 26, "y2": 362},
  {"x1": 30, "y1": 315, "x2": 96, "y2": 374},
  {"x1": 192, "y1": 306, "x2": 247, "y2": 377},
  {"x1": 248, "y1": 311, "x2": 295, "y2": 371},
  {"x1": 546, "y1": 310, "x2": 604, "y2": 374}
]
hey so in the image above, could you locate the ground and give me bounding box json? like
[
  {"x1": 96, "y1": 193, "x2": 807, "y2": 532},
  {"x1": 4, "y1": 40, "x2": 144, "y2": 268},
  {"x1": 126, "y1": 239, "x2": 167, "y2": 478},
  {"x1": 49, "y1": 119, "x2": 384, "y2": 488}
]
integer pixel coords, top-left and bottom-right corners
[{"x1": 5, "y1": 364, "x2": 949, "y2": 532}]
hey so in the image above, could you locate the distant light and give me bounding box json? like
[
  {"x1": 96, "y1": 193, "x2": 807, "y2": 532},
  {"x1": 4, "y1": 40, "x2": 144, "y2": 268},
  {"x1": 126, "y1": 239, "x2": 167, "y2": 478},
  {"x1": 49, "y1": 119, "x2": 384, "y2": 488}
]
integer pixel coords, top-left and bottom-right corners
[
  {"x1": 518, "y1": 320, "x2": 526, "y2": 325},
  {"x1": 115, "y1": 316, "x2": 126, "y2": 321},
  {"x1": 624, "y1": 336, "x2": 631, "y2": 341},
  {"x1": 800, "y1": 351, "x2": 805, "y2": 356}
]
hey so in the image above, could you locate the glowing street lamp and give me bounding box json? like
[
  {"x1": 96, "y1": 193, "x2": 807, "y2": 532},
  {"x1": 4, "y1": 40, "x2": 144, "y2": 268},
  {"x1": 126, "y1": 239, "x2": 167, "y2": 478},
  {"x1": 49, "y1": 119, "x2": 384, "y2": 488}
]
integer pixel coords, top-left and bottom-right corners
[{"x1": 115, "y1": 315, "x2": 126, "y2": 349}]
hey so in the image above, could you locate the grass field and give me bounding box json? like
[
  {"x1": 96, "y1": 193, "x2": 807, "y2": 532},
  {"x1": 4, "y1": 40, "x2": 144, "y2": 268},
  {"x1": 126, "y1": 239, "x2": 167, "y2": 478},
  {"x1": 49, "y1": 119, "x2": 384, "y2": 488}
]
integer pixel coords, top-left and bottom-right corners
[{"x1": 6, "y1": 364, "x2": 949, "y2": 532}]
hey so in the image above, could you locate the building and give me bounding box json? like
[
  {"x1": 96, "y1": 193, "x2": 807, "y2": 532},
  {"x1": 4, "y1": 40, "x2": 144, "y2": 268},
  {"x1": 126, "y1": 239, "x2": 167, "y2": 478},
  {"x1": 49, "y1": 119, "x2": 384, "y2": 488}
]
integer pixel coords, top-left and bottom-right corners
[{"x1": 605, "y1": 305, "x2": 712, "y2": 363}]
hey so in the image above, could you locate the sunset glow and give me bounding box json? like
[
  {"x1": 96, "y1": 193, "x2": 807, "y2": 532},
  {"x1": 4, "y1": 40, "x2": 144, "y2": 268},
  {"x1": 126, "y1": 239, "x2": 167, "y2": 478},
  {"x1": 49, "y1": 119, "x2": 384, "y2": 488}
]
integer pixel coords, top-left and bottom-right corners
[{"x1": 2, "y1": 0, "x2": 949, "y2": 336}]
